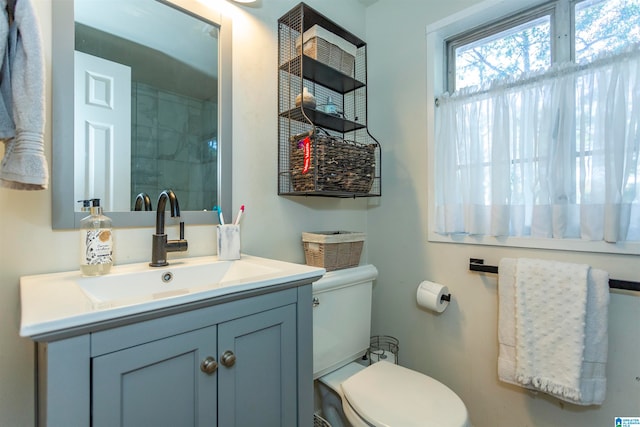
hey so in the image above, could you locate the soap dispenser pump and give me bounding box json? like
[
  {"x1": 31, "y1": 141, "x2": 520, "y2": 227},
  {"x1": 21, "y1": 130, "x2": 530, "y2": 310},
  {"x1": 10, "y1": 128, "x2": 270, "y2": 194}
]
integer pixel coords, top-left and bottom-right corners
[{"x1": 78, "y1": 198, "x2": 113, "y2": 276}]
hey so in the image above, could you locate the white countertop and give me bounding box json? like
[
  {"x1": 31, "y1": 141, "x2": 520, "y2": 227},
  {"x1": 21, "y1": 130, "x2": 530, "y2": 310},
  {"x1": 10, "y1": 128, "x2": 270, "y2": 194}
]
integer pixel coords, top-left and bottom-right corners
[{"x1": 20, "y1": 254, "x2": 325, "y2": 339}]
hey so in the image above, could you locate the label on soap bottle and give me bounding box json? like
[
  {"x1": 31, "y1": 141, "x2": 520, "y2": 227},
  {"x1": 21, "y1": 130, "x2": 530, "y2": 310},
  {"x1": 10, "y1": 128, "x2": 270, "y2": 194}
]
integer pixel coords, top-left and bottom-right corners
[{"x1": 81, "y1": 229, "x2": 113, "y2": 265}]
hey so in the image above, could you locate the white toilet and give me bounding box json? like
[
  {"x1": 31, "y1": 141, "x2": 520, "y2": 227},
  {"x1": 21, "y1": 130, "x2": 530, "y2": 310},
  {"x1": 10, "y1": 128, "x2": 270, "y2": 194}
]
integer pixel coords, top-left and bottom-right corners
[{"x1": 313, "y1": 265, "x2": 469, "y2": 427}]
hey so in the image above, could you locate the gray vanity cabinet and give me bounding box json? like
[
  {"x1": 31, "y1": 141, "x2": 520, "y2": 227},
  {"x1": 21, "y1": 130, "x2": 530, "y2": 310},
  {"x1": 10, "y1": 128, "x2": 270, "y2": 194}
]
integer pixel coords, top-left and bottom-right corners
[
  {"x1": 92, "y1": 304, "x2": 297, "y2": 426},
  {"x1": 37, "y1": 285, "x2": 313, "y2": 427},
  {"x1": 92, "y1": 325, "x2": 218, "y2": 426},
  {"x1": 217, "y1": 304, "x2": 297, "y2": 426}
]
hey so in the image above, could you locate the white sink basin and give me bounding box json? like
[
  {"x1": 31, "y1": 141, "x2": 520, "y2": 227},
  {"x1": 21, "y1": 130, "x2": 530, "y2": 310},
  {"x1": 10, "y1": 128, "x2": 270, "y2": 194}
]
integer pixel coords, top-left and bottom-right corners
[
  {"x1": 78, "y1": 259, "x2": 285, "y2": 305},
  {"x1": 77, "y1": 260, "x2": 233, "y2": 303},
  {"x1": 20, "y1": 255, "x2": 325, "y2": 338}
]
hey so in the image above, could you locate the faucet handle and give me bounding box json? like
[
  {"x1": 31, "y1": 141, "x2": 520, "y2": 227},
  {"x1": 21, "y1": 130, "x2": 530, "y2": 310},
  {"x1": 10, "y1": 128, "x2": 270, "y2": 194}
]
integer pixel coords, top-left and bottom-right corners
[{"x1": 179, "y1": 221, "x2": 185, "y2": 240}]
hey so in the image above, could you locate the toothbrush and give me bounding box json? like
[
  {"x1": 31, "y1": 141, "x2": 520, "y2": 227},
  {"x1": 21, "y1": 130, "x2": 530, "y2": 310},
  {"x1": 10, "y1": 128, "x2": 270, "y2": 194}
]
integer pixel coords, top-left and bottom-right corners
[
  {"x1": 234, "y1": 205, "x2": 245, "y2": 225},
  {"x1": 214, "y1": 206, "x2": 225, "y2": 225}
]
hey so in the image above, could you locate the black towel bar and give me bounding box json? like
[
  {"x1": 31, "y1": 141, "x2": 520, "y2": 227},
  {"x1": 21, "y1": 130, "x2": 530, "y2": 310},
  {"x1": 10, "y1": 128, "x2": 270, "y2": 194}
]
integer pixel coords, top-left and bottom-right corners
[{"x1": 469, "y1": 258, "x2": 640, "y2": 292}]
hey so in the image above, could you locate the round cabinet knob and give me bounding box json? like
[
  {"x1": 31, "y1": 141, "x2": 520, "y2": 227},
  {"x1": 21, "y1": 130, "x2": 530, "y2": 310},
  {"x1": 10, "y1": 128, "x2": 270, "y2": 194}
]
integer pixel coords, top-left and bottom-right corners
[
  {"x1": 221, "y1": 350, "x2": 236, "y2": 367},
  {"x1": 200, "y1": 356, "x2": 218, "y2": 375}
]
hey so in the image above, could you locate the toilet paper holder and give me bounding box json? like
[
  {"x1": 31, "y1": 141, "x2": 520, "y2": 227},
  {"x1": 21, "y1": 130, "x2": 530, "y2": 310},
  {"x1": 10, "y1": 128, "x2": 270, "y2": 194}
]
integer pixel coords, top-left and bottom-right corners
[{"x1": 416, "y1": 280, "x2": 451, "y2": 313}]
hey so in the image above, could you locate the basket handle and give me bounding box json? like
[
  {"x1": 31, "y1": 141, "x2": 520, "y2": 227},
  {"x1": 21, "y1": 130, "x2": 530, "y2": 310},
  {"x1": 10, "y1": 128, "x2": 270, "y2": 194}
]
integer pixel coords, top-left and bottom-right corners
[
  {"x1": 314, "y1": 127, "x2": 331, "y2": 136},
  {"x1": 289, "y1": 129, "x2": 314, "y2": 142}
]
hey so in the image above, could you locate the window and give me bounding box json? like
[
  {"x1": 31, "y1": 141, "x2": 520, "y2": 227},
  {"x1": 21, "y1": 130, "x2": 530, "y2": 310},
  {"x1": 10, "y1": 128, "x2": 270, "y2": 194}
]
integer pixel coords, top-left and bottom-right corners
[
  {"x1": 430, "y1": 0, "x2": 640, "y2": 254},
  {"x1": 575, "y1": 0, "x2": 640, "y2": 62},
  {"x1": 448, "y1": 0, "x2": 640, "y2": 90},
  {"x1": 448, "y1": 5, "x2": 553, "y2": 92}
]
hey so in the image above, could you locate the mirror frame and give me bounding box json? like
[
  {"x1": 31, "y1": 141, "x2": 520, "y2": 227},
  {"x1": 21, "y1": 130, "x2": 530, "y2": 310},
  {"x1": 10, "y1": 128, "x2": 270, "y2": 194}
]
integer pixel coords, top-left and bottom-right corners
[{"x1": 52, "y1": 0, "x2": 232, "y2": 229}]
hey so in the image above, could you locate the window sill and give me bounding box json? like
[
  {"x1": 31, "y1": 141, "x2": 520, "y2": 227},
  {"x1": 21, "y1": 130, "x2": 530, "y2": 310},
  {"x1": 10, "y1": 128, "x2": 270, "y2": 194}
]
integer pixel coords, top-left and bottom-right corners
[{"x1": 427, "y1": 231, "x2": 640, "y2": 256}]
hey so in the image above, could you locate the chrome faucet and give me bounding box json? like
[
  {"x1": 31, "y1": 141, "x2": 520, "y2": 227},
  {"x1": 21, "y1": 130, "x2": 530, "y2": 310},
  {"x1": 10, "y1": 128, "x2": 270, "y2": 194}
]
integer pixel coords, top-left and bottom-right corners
[
  {"x1": 150, "y1": 189, "x2": 188, "y2": 267},
  {"x1": 134, "y1": 192, "x2": 153, "y2": 211}
]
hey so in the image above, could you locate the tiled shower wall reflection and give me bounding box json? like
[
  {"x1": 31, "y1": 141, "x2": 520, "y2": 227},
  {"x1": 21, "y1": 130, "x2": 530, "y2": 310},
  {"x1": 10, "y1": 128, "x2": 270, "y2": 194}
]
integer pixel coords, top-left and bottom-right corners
[{"x1": 131, "y1": 82, "x2": 218, "y2": 211}]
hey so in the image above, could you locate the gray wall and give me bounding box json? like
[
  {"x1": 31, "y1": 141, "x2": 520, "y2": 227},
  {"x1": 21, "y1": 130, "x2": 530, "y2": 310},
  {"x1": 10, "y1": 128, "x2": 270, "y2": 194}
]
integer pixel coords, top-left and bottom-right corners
[{"x1": 365, "y1": 0, "x2": 640, "y2": 426}]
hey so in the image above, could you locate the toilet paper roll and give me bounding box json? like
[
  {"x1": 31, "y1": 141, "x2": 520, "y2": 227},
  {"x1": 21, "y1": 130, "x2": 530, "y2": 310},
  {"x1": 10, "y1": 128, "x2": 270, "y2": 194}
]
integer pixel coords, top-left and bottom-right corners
[{"x1": 416, "y1": 280, "x2": 449, "y2": 313}]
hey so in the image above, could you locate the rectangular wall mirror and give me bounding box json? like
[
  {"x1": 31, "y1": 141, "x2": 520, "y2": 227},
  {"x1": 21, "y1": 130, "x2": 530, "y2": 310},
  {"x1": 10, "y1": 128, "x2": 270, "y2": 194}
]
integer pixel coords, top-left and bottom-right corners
[{"x1": 52, "y1": 0, "x2": 232, "y2": 229}]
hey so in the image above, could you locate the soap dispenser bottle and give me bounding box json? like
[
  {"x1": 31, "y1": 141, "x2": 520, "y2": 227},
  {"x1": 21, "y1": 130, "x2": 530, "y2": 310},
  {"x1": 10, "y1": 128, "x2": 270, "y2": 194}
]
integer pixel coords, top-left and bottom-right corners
[{"x1": 79, "y1": 198, "x2": 113, "y2": 276}]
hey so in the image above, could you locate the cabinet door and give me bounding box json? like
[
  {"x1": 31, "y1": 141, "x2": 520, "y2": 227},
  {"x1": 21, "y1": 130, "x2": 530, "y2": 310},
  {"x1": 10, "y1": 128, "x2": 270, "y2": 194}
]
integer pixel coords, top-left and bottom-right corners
[
  {"x1": 217, "y1": 304, "x2": 297, "y2": 427},
  {"x1": 92, "y1": 326, "x2": 217, "y2": 427}
]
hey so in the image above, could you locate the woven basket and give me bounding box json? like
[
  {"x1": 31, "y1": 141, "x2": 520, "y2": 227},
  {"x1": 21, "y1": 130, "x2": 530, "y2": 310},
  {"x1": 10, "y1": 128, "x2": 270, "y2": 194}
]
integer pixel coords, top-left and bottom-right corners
[
  {"x1": 298, "y1": 36, "x2": 355, "y2": 76},
  {"x1": 290, "y1": 132, "x2": 376, "y2": 194},
  {"x1": 302, "y1": 231, "x2": 365, "y2": 271}
]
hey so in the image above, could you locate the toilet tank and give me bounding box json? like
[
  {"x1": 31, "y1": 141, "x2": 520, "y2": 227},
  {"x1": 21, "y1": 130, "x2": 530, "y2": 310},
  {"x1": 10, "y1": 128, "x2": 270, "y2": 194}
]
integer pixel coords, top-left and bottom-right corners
[{"x1": 312, "y1": 265, "x2": 378, "y2": 379}]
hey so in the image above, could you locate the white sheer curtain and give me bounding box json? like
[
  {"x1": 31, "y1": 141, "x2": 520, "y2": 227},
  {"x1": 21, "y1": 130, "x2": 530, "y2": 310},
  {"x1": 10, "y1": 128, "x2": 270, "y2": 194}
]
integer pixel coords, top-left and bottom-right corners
[{"x1": 434, "y1": 49, "x2": 640, "y2": 242}]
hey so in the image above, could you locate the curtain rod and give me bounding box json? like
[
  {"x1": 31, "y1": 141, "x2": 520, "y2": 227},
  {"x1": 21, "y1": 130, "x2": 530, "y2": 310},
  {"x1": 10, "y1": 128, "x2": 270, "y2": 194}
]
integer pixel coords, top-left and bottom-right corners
[{"x1": 469, "y1": 258, "x2": 640, "y2": 292}]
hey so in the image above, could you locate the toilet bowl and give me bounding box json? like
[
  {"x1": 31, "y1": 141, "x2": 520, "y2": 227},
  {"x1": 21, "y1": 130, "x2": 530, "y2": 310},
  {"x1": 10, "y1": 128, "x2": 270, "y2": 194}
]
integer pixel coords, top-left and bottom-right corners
[{"x1": 313, "y1": 265, "x2": 469, "y2": 427}]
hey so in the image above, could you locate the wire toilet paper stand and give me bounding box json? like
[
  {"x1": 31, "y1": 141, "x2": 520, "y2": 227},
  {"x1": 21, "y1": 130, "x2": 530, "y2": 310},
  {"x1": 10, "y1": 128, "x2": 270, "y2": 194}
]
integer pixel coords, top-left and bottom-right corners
[
  {"x1": 367, "y1": 335, "x2": 399, "y2": 365},
  {"x1": 314, "y1": 413, "x2": 331, "y2": 427}
]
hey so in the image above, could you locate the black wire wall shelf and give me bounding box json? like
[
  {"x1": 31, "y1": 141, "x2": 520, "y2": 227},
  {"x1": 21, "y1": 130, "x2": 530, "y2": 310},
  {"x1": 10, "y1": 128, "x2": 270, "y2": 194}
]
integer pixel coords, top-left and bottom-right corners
[
  {"x1": 277, "y1": 2, "x2": 381, "y2": 198},
  {"x1": 279, "y1": 56, "x2": 365, "y2": 93},
  {"x1": 279, "y1": 107, "x2": 365, "y2": 133}
]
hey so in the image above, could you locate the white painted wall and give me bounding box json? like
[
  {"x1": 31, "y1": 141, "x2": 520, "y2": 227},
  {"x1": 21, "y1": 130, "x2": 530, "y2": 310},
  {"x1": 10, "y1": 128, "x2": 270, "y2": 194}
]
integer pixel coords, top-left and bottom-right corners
[
  {"x1": 0, "y1": 0, "x2": 368, "y2": 425},
  {"x1": 365, "y1": 1, "x2": 640, "y2": 426}
]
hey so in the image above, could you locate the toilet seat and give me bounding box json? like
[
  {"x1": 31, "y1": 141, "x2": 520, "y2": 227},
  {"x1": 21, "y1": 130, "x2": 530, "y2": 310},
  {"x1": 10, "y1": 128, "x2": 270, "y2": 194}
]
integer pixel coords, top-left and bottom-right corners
[{"x1": 340, "y1": 361, "x2": 469, "y2": 427}]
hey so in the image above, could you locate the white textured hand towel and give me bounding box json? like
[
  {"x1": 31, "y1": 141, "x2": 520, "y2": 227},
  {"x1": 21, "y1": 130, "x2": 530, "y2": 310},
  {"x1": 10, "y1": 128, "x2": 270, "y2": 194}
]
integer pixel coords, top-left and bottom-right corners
[
  {"x1": 515, "y1": 258, "x2": 589, "y2": 400},
  {"x1": 498, "y1": 258, "x2": 609, "y2": 405}
]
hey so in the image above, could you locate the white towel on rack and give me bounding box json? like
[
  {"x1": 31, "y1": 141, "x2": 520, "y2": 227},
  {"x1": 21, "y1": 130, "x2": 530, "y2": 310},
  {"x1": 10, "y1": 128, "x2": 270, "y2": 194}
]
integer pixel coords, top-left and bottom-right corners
[
  {"x1": 515, "y1": 258, "x2": 589, "y2": 400},
  {"x1": 497, "y1": 258, "x2": 518, "y2": 385},
  {"x1": 498, "y1": 258, "x2": 609, "y2": 405},
  {"x1": 575, "y1": 267, "x2": 609, "y2": 405}
]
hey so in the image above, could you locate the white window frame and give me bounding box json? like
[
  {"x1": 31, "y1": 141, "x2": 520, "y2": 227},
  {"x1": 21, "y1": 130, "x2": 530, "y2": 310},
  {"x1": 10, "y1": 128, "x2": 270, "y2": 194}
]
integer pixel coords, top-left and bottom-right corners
[
  {"x1": 446, "y1": 1, "x2": 561, "y2": 92},
  {"x1": 426, "y1": 0, "x2": 640, "y2": 255}
]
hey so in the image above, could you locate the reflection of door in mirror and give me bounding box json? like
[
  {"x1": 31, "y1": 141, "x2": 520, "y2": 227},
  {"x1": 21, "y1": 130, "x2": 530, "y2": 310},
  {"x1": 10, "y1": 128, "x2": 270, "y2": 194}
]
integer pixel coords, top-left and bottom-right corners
[
  {"x1": 74, "y1": 51, "x2": 131, "y2": 212},
  {"x1": 74, "y1": 0, "x2": 219, "y2": 212}
]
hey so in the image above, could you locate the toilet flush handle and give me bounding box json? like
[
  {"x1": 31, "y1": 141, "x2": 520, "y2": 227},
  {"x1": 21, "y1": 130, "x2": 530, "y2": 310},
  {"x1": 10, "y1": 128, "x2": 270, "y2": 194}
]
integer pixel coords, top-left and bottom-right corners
[{"x1": 312, "y1": 297, "x2": 320, "y2": 307}]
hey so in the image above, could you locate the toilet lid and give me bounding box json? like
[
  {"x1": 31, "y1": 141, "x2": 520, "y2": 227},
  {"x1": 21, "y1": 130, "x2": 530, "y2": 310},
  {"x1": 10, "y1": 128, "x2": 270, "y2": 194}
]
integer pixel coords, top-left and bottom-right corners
[{"x1": 340, "y1": 361, "x2": 468, "y2": 427}]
